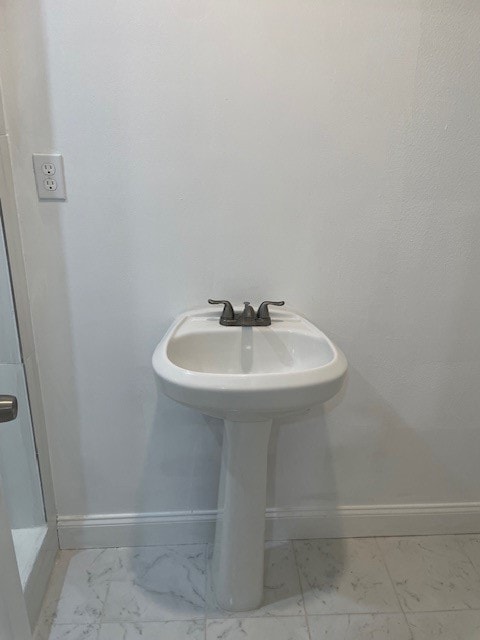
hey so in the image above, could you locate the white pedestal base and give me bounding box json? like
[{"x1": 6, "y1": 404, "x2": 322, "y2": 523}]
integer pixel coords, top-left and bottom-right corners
[{"x1": 212, "y1": 419, "x2": 272, "y2": 611}]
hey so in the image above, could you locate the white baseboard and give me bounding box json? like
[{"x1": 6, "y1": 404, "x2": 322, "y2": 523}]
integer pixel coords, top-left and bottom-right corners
[{"x1": 57, "y1": 502, "x2": 480, "y2": 549}]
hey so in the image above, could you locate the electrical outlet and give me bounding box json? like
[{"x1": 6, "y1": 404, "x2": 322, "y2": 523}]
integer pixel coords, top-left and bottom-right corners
[
  {"x1": 33, "y1": 153, "x2": 66, "y2": 200},
  {"x1": 42, "y1": 163, "x2": 55, "y2": 176},
  {"x1": 43, "y1": 178, "x2": 57, "y2": 191}
]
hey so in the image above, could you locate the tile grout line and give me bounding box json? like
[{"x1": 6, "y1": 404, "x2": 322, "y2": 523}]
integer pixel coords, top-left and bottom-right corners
[
  {"x1": 291, "y1": 539, "x2": 313, "y2": 640},
  {"x1": 374, "y1": 537, "x2": 414, "y2": 640},
  {"x1": 101, "y1": 618, "x2": 212, "y2": 624},
  {"x1": 305, "y1": 608, "x2": 480, "y2": 617}
]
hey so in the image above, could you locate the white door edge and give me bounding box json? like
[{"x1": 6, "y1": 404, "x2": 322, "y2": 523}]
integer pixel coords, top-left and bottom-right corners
[{"x1": 0, "y1": 478, "x2": 32, "y2": 640}]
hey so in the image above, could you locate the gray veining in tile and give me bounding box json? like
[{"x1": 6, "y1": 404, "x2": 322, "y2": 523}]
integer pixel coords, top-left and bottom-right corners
[
  {"x1": 40, "y1": 551, "x2": 114, "y2": 625},
  {"x1": 455, "y1": 535, "x2": 480, "y2": 576},
  {"x1": 407, "y1": 611, "x2": 480, "y2": 639},
  {"x1": 294, "y1": 538, "x2": 400, "y2": 615},
  {"x1": 97, "y1": 620, "x2": 205, "y2": 640},
  {"x1": 207, "y1": 541, "x2": 304, "y2": 618},
  {"x1": 308, "y1": 613, "x2": 412, "y2": 639},
  {"x1": 37, "y1": 624, "x2": 100, "y2": 640},
  {"x1": 378, "y1": 536, "x2": 480, "y2": 612},
  {"x1": 206, "y1": 617, "x2": 310, "y2": 640},
  {"x1": 102, "y1": 544, "x2": 207, "y2": 621},
  {"x1": 36, "y1": 535, "x2": 480, "y2": 640}
]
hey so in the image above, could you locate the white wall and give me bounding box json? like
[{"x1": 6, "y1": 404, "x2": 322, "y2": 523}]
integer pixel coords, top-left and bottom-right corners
[{"x1": 1, "y1": 0, "x2": 480, "y2": 529}]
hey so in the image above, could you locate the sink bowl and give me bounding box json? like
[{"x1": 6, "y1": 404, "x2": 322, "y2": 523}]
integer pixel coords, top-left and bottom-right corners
[
  {"x1": 152, "y1": 307, "x2": 347, "y2": 421},
  {"x1": 152, "y1": 306, "x2": 347, "y2": 612}
]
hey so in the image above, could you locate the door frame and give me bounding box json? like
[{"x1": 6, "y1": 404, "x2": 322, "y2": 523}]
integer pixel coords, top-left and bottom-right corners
[{"x1": 0, "y1": 95, "x2": 58, "y2": 628}]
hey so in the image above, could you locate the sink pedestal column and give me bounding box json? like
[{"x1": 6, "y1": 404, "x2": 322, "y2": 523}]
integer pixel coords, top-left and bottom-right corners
[{"x1": 212, "y1": 419, "x2": 272, "y2": 611}]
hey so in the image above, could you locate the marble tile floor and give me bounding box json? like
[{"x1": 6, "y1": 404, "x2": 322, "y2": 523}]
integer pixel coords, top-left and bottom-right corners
[{"x1": 34, "y1": 535, "x2": 480, "y2": 640}]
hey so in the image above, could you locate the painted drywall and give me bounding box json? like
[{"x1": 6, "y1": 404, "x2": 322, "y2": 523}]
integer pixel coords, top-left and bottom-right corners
[{"x1": 1, "y1": 0, "x2": 480, "y2": 524}]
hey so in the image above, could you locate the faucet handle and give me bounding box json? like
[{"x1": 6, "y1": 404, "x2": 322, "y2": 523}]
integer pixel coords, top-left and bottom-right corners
[
  {"x1": 256, "y1": 300, "x2": 285, "y2": 321},
  {"x1": 208, "y1": 299, "x2": 235, "y2": 322}
]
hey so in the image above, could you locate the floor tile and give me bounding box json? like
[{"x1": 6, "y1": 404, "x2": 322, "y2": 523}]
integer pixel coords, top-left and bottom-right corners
[
  {"x1": 102, "y1": 544, "x2": 207, "y2": 621},
  {"x1": 36, "y1": 535, "x2": 480, "y2": 640},
  {"x1": 98, "y1": 620, "x2": 205, "y2": 639},
  {"x1": 378, "y1": 536, "x2": 480, "y2": 612},
  {"x1": 308, "y1": 613, "x2": 412, "y2": 639},
  {"x1": 294, "y1": 538, "x2": 400, "y2": 615},
  {"x1": 78, "y1": 548, "x2": 128, "y2": 584},
  {"x1": 206, "y1": 617, "x2": 309, "y2": 640},
  {"x1": 455, "y1": 535, "x2": 480, "y2": 575},
  {"x1": 407, "y1": 611, "x2": 480, "y2": 639},
  {"x1": 37, "y1": 624, "x2": 100, "y2": 640},
  {"x1": 206, "y1": 541, "x2": 304, "y2": 618},
  {"x1": 40, "y1": 551, "x2": 113, "y2": 625}
]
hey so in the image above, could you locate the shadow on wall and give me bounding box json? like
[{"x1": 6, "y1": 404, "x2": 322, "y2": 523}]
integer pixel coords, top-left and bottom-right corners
[
  {"x1": 133, "y1": 373, "x2": 223, "y2": 545},
  {"x1": 321, "y1": 367, "x2": 464, "y2": 508},
  {"x1": 266, "y1": 362, "x2": 463, "y2": 539},
  {"x1": 133, "y1": 362, "x2": 462, "y2": 551}
]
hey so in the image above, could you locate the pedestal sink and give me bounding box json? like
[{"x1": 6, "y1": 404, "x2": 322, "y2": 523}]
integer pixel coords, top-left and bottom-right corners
[{"x1": 152, "y1": 306, "x2": 347, "y2": 611}]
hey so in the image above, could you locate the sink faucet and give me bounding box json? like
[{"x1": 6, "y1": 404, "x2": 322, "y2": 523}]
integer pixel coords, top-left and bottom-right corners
[{"x1": 208, "y1": 299, "x2": 285, "y2": 326}]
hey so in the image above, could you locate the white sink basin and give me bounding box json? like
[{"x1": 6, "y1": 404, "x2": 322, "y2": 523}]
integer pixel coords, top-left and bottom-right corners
[
  {"x1": 152, "y1": 306, "x2": 347, "y2": 612},
  {"x1": 152, "y1": 307, "x2": 347, "y2": 421}
]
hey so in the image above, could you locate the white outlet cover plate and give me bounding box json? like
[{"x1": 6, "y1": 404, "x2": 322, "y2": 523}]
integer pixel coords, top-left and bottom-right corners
[{"x1": 32, "y1": 153, "x2": 67, "y2": 200}]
